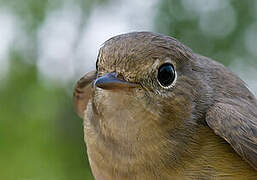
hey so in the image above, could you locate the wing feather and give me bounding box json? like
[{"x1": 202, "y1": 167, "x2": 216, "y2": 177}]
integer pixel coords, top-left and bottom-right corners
[
  {"x1": 206, "y1": 102, "x2": 257, "y2": 170},
  {"x1": 73, "y1": 70, "x2": 96, "y2": 118}
]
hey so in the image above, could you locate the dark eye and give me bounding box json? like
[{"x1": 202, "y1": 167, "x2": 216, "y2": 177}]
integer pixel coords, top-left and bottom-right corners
[{"x1": 157, "y1": 63, "x2": 176, "y2": 88}]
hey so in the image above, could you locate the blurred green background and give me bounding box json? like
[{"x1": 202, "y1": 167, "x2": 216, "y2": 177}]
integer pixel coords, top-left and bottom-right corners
[{"x1": 0, "y1": 0, "x2": 257, "y2": 179}]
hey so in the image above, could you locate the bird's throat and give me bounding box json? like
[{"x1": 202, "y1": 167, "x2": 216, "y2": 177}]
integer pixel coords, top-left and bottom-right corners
[{"x1": 84, "y1": 90, "x2": 179, "y2": 178}]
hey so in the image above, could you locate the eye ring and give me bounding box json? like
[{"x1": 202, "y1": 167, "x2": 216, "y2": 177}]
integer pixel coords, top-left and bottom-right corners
[{"x1": 157, "y1": 63, "x2": 176, "y2": 89}]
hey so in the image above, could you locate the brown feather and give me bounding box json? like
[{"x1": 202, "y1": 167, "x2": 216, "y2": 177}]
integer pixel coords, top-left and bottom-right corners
[
  {"x1": 73, "y1": 32, "x2": 257, "y2": 179},
  {"x1": 206, "y1": 102, "x2": 257, "y2": 170},
  {"x1": 73, "y1": 70, "x2": 96, "y2": 118}
]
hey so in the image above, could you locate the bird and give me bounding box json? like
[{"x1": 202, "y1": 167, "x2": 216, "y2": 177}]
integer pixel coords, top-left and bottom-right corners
[{"x1": 73, "y1": 32, "x2": 257, "y2": 179}]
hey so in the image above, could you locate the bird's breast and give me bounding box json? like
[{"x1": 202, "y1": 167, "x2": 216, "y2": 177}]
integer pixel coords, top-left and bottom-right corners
[
  {"x1": 88, "y1": 88, "x2": 161, "y2": 146},
  {"x1": 84, "y1": 88, "x2": 174, "y2": 179}
]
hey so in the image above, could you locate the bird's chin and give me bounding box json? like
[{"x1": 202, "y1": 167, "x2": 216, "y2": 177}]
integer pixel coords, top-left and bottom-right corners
[
  {"x1": 94, "y1": 87, "x2": 138, "y2": 114},
  {"x1": 93, "y1": 87, "x2": 150, "y2": 128}
]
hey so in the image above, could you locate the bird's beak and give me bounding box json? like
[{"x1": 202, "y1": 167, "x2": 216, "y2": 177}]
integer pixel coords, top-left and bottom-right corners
[{"x1": 94, "y1": 72, "x2": 140, "y2": 90}]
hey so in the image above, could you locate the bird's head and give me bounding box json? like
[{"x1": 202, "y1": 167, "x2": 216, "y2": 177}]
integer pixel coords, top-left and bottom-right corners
[
  {"x1": 92, "y1": 32, "x2": 206, "y2": 128},
  {"x1": 74, "y1": 31, "x2": 218, "y2": 172}
]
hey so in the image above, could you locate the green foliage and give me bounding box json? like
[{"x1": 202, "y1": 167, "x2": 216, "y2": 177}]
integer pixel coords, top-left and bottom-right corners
[
  {"x1": 0, "y1": 1, "x2": 100, "y2": 179},
  {"x1": 155, "y1": 0, "x2": 257, "y2": 66},
  {"x1": 0, "y1": 54, "x2": 93, "y2": 179},
  {"x1": 0, "y1": 0, "x2": 256, "y2": 179}
]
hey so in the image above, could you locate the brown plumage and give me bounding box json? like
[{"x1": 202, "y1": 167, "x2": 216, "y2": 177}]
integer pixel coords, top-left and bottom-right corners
[{"x1": 73, "y1": 32, "x2": 257, "y2": 179}]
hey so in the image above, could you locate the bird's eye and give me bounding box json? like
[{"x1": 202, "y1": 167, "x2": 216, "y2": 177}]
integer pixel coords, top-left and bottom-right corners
[{"x1": 157, "y1": 63, "x2": 176, "y2": 88}]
